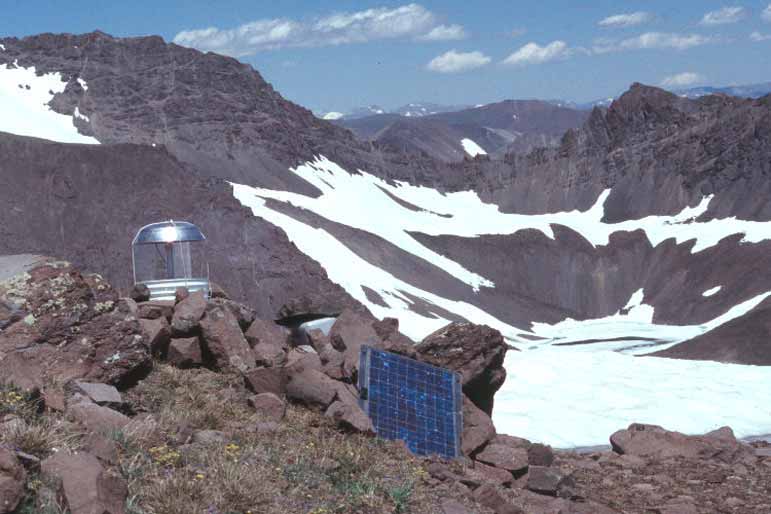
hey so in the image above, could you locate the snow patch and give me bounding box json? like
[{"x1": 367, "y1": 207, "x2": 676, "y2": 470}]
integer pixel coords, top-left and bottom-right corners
[
  {"x1": 703, "y1": 286, "x2": 722, "y2": 297},
  {"x1": 461, "y1": 138, "x2": 487, "y2": 157},
  {"x1": 0, "y1": 63, "x2": 99, "y2": 144},
  {"x1": 322, "y1": 111, "x2": 344, "y2": 120},
  {"x1": 0, "y1": 44, "x2": 5, "y2": 52},
  {"x1": 73, "y1": 107, "x2": 89, "y2": 122},
  {"x1": 77, "y1": 77, "x2": 88, "y2": 91},
  {"x1": 494, "y1": 347, "x2": 771, "y2": 447}
]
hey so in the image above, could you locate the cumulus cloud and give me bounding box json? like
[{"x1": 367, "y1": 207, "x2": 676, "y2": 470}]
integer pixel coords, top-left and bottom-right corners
[
  {"x1": 763, "y1": 4, "x2": 771, "y2": 22},
  {"x1": 598, "y1": 12, "x2": 652, "y2": 28},
  {"x1": 700, "y1": 6, "x2": 746, "y2": 26},
  {"x1": 750, "y1": 31, "x2": 771, "y2": 41},
  {"x1": 417, "y1": 24, "x2": 467, "y2": 41},
  {"x1": 502, "y1": 41, "x2": 574, "y2": 66},
  {"x1": 660, "y1": 72, "x2": 705, "y2": 87},
  {"x1": 173, "y1": 3, "x2": 466, "y2": 56},
  {"x1": 426, "y1": 50, "x2": 491, "y2": 73},
  {"x1": 593, "y1": 32, "x2": 714, "y2": 53}
]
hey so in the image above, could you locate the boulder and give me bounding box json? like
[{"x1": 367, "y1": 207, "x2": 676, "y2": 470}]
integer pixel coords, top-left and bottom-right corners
[
  {"x1": 199, "y1": 303, "x2": 255, "y2": 373},
  {"x1": 471, "y1": 483, "x2": 523, "y2": 514},
  {"x1": 0, "y1": 262, "x2": 151, "y2": 391},
  {"x1": 468, "y1": 461, "x2": 513, "y2": 486},
  {"x1": 441, "y1": 500, "x2": 472, "y2": 514},
  {"x1": 416, "y1": 322, "x2": 508, "y2": 415},
  {"x1": 246, "y1": 320, "x2": 288, "y2": 367},
  {"x1": 174, "y1": 287, "x2": 189, "y2": 304},
  {"x1": 170, "y1": 290, "x2": 207, "y2": 335},
  {"x1": 136, "y1": 301, "x2": 174, "y2": 321},
  {"x1": 276, "y1": 294, "x2": 341, "y2": 321},
  {"x1": 130, "y1": 284, "x2": 150, "y2": 303},
  {"x1": 41, "y1": 452, "x2": 127, "y2": 514},
  {"x1": 528, "y1": 443, "x2": 554, "y2": 467},
  {"x1": 83, "y1": 433, "x2": 119, "y2": 466},
  {"x1": 248, "y1": 392, "x2": 286, "y2": 421},
  {"x1": 139, "y1": 317, "x2": 171, "y2": 357},
  {"x1": 307, "y1": 329, "x2": 345, "y2": 379},
  {"x1": 325, "y1": 400, "x2": 374, "y2": 434},
  {"x1": 461, "y1": 396, "x2": 496, "y2": 456},
  {"x1": 0, "y1": 449, "x2": 25, "y2": 514},
  {"x1": 67, "y1": 396, "x2": 130, "y2": 434},
  {"x1": 328, "y1": 309, "x2": 381, "y2": 378},
  {"x1": 526, "y1": 466, "x2": 576, "y2": 498},
  {"x1": 167, "y1": 337, "x2": 203, "y2": 369},
  {"x1": 243, "y1": 367, "x2": 287, "y2": 396},
  {"x1": 286, "y1": 367, "x2": 338, "y2": 409},
  {"x1": 216, "y1": 298, "x2": 256, "y2": 331},
  {"x1": 71, "y1": 381, "x2": 122, "y2": 406},
  {"x1": 475, "y1": 444, "x2": 529, "y2": 475},
  {"x1": 609, "y1": 423, "x2": 755, "y2": 463}
]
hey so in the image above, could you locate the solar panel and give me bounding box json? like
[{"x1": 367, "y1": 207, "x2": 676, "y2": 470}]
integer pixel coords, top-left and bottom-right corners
[{"x1": 358, "y1": 346, "x2": 463, "y2": 459}]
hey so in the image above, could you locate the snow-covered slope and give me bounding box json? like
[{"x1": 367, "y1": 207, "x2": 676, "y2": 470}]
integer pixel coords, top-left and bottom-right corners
[
  {"x1": 0, "y1": 62, "x2": 98, "y2": 144},
  {"x1": 232, "y1": 156, "x2": 771, "y2": 446},
  {"x1": 461, "y1": 138, "x2": 487, "y2": 157}
]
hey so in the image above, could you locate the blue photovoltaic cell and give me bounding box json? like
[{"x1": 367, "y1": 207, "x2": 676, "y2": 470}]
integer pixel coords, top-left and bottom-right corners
[{"x1": 358, "y1": 346, "x2": 463, "y2": 459}]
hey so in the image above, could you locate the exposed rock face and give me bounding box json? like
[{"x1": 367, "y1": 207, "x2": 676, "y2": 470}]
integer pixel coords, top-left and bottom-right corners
[
  {"x1": 166, "y1": 337, "x2": 203, "y2": 368},
  {"x1": 416, "y1": 323, "x2": 508, "y2": 414},
  {"x1": 461, "y1": 396, "x2": 496, "y2": 456},
  {"x1": 0, "y1": 260, "x2": 151, "y2": 391}
]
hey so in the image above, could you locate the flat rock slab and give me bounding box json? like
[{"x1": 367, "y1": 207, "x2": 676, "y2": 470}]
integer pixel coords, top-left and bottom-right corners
[
  {"x1": 41, "y1": 452, "x2": 127, "y2": 514},
  {"x1": 73, "y1": 381, "x2": 122, "y2": 405}
]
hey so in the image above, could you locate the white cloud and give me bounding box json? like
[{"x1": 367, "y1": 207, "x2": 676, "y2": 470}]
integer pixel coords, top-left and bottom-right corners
[
  {"x1": 426, "y1": 50, "x2": 491, "y2": 73},
  {"x1": 593, "y1": 32, "x2": 714, "y2": 53},
  {"x1": 173, "y1": 3, "x2": 466, "y2": 56},
  {"x1": 750, "y1": 31, "x2": 771, "y2": 41},
  {"x1": 417, "y1": 24, "x2": 466, "y2": 41},
  {"x1": 700, "y1": 6, "x2": 746, "y2": 26},
  {"x1": 660, "y1": 72, "x2": 705, "y2": 87},
  {"x1": 598, "y1": 11, "x2": 652, "y2": 28},
  {"x1": 763, "y1": 4, "x2": 771, "y2": 22},
  {"x1": 502, "y1": 41, "x2": 574, "y2": 66}
]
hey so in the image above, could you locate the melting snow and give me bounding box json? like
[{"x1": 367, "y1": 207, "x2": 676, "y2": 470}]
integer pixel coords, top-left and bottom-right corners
[
  {"x1": 461, "y1": 138, "x2": 487, "y2": 157},
  {"x1": 703, "y1": 286, "x2": 722, "y2": 297},
  {"x1": 0, "y1": 63, "x2": 98, "y2": 144},
  {"x1": 231, "y1": 156, "x2": 771, "y2": 446},
  {"x1": 322, "y1": 111, "x2": 344, "y2": 120}
]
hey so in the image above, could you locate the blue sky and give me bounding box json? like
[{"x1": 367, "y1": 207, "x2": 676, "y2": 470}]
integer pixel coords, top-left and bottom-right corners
[{"x1": 2, "y1": 1, "x2": 771, "y2": 113}]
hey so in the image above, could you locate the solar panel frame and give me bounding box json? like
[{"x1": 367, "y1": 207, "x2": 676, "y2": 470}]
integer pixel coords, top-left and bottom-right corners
[{"x1": 358, "y1": 345, "x2": 463, "y2": 459}]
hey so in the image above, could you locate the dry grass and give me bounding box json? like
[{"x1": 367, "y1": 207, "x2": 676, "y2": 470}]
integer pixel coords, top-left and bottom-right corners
[
  {"x1": 3, "y1": 366, "x2": 483, "y2": 514},
  {"x1": 118, "y1": 364, "x2": 473, "y2": 514}
]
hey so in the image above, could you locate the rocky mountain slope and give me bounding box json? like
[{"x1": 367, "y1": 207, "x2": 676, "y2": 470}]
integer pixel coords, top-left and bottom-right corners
[{"x1": 2, "y1": 31, "x2": 771, "y2": 448}]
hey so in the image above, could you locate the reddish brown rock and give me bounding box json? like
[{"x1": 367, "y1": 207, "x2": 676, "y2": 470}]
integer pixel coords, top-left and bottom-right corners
[
  {"x1": 170, "y1": 290, "x2": 207, "y2": 335},
  {"x1": 0, "y1": 262, "x2": 151, "y2": 391},
  {"x1": 243, "y1": 367, "x2": 287, "y2": 396},
  {"x1": 307, "y1": 329, "x2": 345, "y2": 379},
  {"x1": 0, "y1": 449, "x2": 25, "y2": 514},
  {"x1": 472, "y1": 483, "x2": 523, "y2": 514},
  {"x1": 462, "y1": 396, "x2": 496, "y2": 456},
  {"x1": 129, "y1": 284, "x2": 150, "y2": 303},
  {"x1": 526, "y1": 466, "x2": 576, "y2": 498},
  {"x1": 71, "y1": 381, "x2": 122, "y2": 406},
  {"x1": 325, "y1": 400, "x2": 374, "y2": 434},
  {"x1": 248, "y1": 392, "x2": 286, "y2": 421},
  {"x1": 167, "y1": 337, "x2": 203, "y2": 368},
  {"x1": 610, "y1": 423, "x2": 755, "y2": 463},
  {"x1": 136, "y1": 301, "x2": 174, "y2": 321},
  {"x1": 199, "y1": 303, "x2": 255, "y2": 372},
  {"x1": 245, "y1": 318, "x2": 289, "y2": 363},
  {"x1": 67, "y1": 397, "x2": 130, "y2": 434},
  {"x1": 328, "y1": 309, "x2": 381, "y2": 378},
  {"x1": 527, "y1": 443, "x2": 554, "y2": 467},
  {"x1": 476, "y1": 444, "x2": 529, "y2": 475},
  {"x1": 416, "y1": 322, "x2": 508, "y2": 415},
  {"x1": 139, "y1": 316, "x2": 171, "y2": 356},
  {"x1": 174, "y1": 287, "x2": 189, "y2": 305},
  {"x1": 286, "y1": 367, "x2": 338, "y2": 409},
  {"x1": 41, "y1": 452, "x2": 127, "y2": 514},
  {"x1": 469, "y1": 461, "x2": 513, "y2": 486}
]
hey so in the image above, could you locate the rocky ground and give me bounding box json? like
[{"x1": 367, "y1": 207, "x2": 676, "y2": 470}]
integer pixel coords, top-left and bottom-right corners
[{"x1": 1, "y1": 258, "x2": 769, "y2": 514}]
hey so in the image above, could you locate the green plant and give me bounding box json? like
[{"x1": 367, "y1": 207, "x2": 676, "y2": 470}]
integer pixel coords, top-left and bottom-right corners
[{"x1": 389, "y1": 481, "x2": 414, "y2": 513}]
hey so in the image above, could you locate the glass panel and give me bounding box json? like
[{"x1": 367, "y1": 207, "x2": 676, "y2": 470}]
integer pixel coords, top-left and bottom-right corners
[{"x1": 133, "y1": 241, "x2": 195, "y2": 283}]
